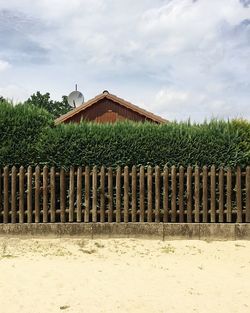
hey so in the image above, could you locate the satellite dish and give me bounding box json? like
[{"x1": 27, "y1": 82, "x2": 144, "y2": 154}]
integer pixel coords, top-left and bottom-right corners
[{"x1": 67, "y1": 84, "x2": 84, "y2": 108}]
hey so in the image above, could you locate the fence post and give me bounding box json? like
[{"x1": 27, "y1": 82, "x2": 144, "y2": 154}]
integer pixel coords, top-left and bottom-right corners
[
  {"x1": 246, "y1": 166, "x2": 250, "y2": 223},
  {"x1": 132, "y1": 165, "x2": 137, "y2": 222},
  {"x1": 194, "y1": 166, "x2": 200, "y2": 223},
  {"x1": 84, "y1": 166, "x2": 90, "y2": 223},
  {"x1": 139, "y1": 166, "x2": 145, "y2": 222},
  {"x1": 147, "y1": 166, "x2": 153, "y2": 223},
  {"x1": 60, "y1": 168, "x2": 66, "y2": 223},
  {"x1": 50, "y1": 167, "x2": 56, "y2": 223},
  {"x1": 35, "y1": 166, "x2": 40, "y2": 223},
  {"x1": 163, "y1": 166, "x2": 169, "y2": 223},
  {"x1": 76, "y1": 166, "x2": 82, "y2": 222},
  {"x1": 226, "y1": 168, "x2": 232, "y2": 223},
  {"x1": 236, "y1": 166, "x2": 242, "y2": 223},
  {"x1": 69, "y1": 166, "x2": 74, "y2": 222},
  {"x1": 210, "y1": 165, "x2": 216, "y2": 223},
  {"x1": 187, "y1": 166, "x2": 192, "y2": 223},
  {"x1": 27, "y1": 166, "x2": 33, "y2": 223},
  {"x1": 171, "y1": 165, "x2": 176, "y2": 223},
  {"x1": 219, "y1": 168, "x2": 224, "y2": 223},
  {"x1": 92, "y1": 166, "x2": 97, "y2": 223},
  {"x1": 43, "y1": 166, "x2": 48, "y2": 223},
  {"x1": 202, "y1": 166, "x2": 208, "y2": 223},
  {"x1": 116, "y1": 166, "x2": 121, "y2": 223},
  {"x1": 108, "y1": 167, "x2": 113, "y2": 223},
  {"x1": 19, "y1": 166, "x2": 25, "y2": 223},
  {"x1": 11, "y1": 166, "x2": 17, "y2": 223},
  {"x1": 124, "y1": 166, "x2": 129, "y2": 223},
  {"x1": 100, "y1": 166, "x2": 105, "y2": 223}
]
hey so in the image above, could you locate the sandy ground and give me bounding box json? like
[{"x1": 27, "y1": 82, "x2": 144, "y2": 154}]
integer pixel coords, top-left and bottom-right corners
[{"x1": 0, "y1": 238, "x2": 249, "y2": 313}]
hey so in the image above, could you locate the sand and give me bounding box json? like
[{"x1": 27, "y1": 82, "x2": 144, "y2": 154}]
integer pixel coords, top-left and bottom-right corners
[{"x1": 0, "y1": 237, "x2": 249, "y2": 313}]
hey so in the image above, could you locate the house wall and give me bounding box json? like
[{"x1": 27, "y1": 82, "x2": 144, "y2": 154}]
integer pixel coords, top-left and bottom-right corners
[{"x1": 64, "y1": 99, "x2": 159, "y2": 123}]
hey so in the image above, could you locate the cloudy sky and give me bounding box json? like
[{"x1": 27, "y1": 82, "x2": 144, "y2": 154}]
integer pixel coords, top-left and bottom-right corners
[{"x1": 0, "y1": 0, "x2": 249, "y2": 121}]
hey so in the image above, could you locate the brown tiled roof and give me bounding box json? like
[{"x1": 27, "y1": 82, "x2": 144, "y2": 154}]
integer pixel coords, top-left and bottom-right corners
[{"x1": 55, "y1": 91, "x2": 168, "y2": 124}]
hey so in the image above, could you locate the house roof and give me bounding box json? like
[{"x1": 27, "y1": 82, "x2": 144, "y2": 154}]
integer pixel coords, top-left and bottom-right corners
[{"x1": 55, "y1": 91, "x2": 168, "y2": 124}]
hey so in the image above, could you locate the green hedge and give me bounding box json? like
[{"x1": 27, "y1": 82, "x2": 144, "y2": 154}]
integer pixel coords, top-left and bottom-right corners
[
  {"x1": 0, "y1": 100, "x2": 53, "y2": 167},
  {"x1": 37, "y1": 119, "x2": 250, "y2": 168},
  {"x1": 0, "y1": 100, "x2": 249, "y2": 168}
]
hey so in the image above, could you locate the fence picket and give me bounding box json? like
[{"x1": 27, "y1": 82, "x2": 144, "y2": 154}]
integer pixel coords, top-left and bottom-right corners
[
  {"x1": 147, "y1": 166, "x2": 153, "y2": 222},
  {"x1": 246, "y1": 166, "x2": 250, "y2": 223},
  {"x1": 43, "y1": 166, "x2": 48, "y2": 223},
  {"x1": 171, "y1": 165, "x2": 177, "y2": 223},
  {"x1": 69, "y1": 166, "x2": 74, "y2": 222},
  {"x1": 116, "y1": 166, "x2": 121, "y2": 222},
  {"x1": 194, "y1": 166, "x2": 200, "y2": 223},
  {"x1": 84, "y1": 166, "x2": 90, "y2": 223},
  {"x1": 27, "y1": 166, "x2": 32, "y2": 223},
  {"x1": 11, "y1": 166, "x2": 17, "y2": 223},
  {"x1": 179, "y1": 166, "x2": 184, "y2": 223},
  {"x1": 210, "y1": 165, "x2": 216, "y2": 223},
  {"x1": 132, "y1": 165, "x2": 137, "y2": 222},
  {"x1": 202, "y1": 166, "x2": 208, "y2": 223},
  {"x1": 124, "y1": 166, "x2": 129, "y2": 223},
  {"x1": 60, "y1": 168, "x2": 66, "y2": 223},
  {"x1": 108, "y1": 167, "x2": 113, "y2": 223},
  {"x1": 19, "y1": 166, "x2": 25, "y2": 223},
  {"x1": 92, "y1": 166, "x2": 97, "y2": 223},
  {"x1": 76, "y1": 167, "x2": 82, "y2": 222},
  {"x1": 50, "y1": 167, "x2": 56, "y2": 223},
  {"x1": 226, "y1": 168, "x2": 232, "y2": 223},
  {"x1": 187, "y1": 166, "x2": 192, "y2": 223},
  {"x1": 3, "y1": 166, "x2": 9, "y2": 224},
  {"x1": 236, "y1": 166, "x2": 242, "y2": 223},
  {"x1": 163, "y1": 166, "x2": 169, "y2": 223},
  {"x1": 100, "y1": 166, "x2": 105, "y2": 223},
  {"x1": 219, "y1": 168, "x2": 224, "y2": 223},
  {"x1": 139, "y1": 166, "x2": 145, "y2": 222}
]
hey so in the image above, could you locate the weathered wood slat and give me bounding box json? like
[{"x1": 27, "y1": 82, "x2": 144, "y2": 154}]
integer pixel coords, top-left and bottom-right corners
[
  {"x1": 100, "y1": 166, "x2": 105, "y2": 223},
  {"x1": 163, "y1": 166, "x2": 169, "y2": 223},
  {"x1": 124, "y1": 166, "x2": 129, "y2": 223},
  {"x1": 69, "y1": 166, "x2": 74, "y2": 222},
  {"x1": 139, "y1": 166, "x2": 145, "y2": 222},
  {"x1": 147, "y1": 166, "x2": 153, "y2": 222},
  {"x1": 19, "y1": 166, "x2": 25, "y2": 223},
  {"x1": 108, "y1": 167, "x2": 113, "y2": 223},
  {"x1": 11, "y1": 166, "x2": 17, "y2": 223},
  {"x1": 27, "y1": 166, "x2": 33, "y2": 223},
  {"x1": 3, "y1": 166, "x2": 9, "y2": 224},
  {"x1": 50, "y1": 167, "x2": 56, "y2": 223},
  {"x1": 60, "y1": 168, "x2": 66, "y2": 223},
  {"x1": 155, "y1": 166, "x2": 161, "y2": 223},
  {"x1": 246, "y1": 166, "x2": 250, "y2": 223},
  {"x1": 171, "y1": 165, "x2": 177, "y2": 223},
  {"x1": 116, "y1": 166, "x2": 121, "y2": 223},
  {"x1": 236, "y1": 166, "x2": 242, "y2": 223},
  {"x1": 210, "y1": 165, "x2": 216, "y2": 223},
  {"x1": 132, "y1": 165, "x2": 137, "y2": 222},
  {"x1": 84, "y1": 166, "x2": 90, "y2": 223},
  {"x1": 194, "y1": 166, "x2": 200, "y2": 223},
  {"x1": 92, "y1": 166, "x2": 97, "y2": 223},
  {"x1": 35, "y1": 166, "x2": 40, "y2": 223},
  {"x1": 178, "y1": 166, "x2": 184, "y2": 223},
  {"x1": 202, "y1": 166, "x2": 208, "y2": 223},
  {"x1": 0, "y1": 168, "x2": 2, "y2": 217},
  {"x1": 76, "y1": 167, "x2": 82, "y2": 222},
  {"x1": 219, "y1": 168, "x2": 224, "y2": 223},
  {"x1": 187, "y1": 166, "x2": 192, "y2": 223},
  {"x1": 42, "y1": 166, "x2": 48, "y2": 223},
  {"x1": 226, "y1": 168, "x2": 232, "y2": 223}
]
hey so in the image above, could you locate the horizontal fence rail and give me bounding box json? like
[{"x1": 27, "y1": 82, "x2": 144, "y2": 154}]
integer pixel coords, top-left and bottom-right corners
[{"x1": 0, "y1": 165, "x2": 249, "y2": 224}]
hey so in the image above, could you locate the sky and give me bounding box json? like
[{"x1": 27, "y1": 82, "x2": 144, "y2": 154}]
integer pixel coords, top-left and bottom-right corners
[{"x1": 0, "y1": 0, "x2": 249, "y2": 121}]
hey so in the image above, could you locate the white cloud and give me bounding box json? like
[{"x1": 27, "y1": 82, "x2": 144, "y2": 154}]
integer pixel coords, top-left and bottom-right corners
[{"x1": 0, "y1": 59, "x2": 10, "y2": 71}]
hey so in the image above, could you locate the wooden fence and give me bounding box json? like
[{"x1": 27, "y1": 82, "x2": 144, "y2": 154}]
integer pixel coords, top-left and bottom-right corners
[{"x1": 0, "y1": 165, "x2": 249, "y2": 224}]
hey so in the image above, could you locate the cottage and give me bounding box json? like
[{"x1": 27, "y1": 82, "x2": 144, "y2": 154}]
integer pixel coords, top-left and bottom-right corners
[{"x1": 55, "y1": 90, "x2": 167, "y2": 124}]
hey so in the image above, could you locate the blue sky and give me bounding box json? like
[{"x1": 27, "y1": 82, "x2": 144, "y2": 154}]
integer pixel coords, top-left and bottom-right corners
[{"x1": 0, "y1": 0, "x2": 249, "y2": 121}]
